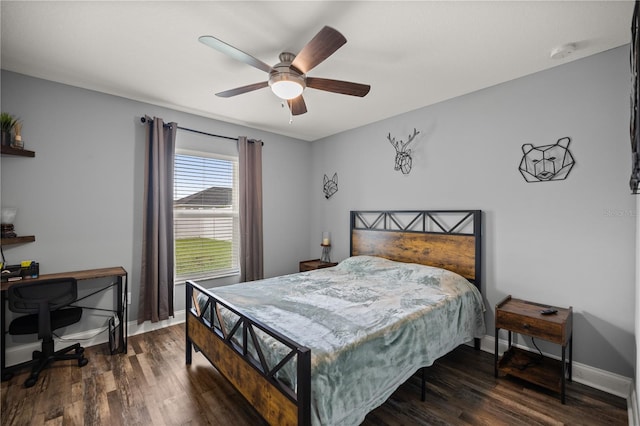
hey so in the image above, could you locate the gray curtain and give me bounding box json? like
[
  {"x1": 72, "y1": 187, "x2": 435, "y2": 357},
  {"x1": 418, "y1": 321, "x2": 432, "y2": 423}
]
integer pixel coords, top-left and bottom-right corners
[
  {"x1": 138, "y1": 116, "x2": 176, "y2": 323},
  {"x1": 238, "y1": 136, "x2": 264, "y2": 282}
]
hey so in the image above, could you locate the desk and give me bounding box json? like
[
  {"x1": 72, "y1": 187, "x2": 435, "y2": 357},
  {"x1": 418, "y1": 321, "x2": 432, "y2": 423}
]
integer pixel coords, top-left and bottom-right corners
[{"x1": 1, "y1": 267, "x2": 128, "y2": 378}]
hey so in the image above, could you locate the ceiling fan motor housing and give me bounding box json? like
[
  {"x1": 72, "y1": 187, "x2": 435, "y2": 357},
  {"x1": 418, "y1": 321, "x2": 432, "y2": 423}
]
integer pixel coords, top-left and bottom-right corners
[{"x1": 268, "y1": 52, "x2": 306, "y2": 99}]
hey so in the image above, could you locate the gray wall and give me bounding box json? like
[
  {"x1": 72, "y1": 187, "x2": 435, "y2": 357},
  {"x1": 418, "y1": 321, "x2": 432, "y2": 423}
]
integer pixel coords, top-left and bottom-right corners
[
  {"x1": 2, "y1": 45, "x2": 636, "y2": 378},
  {"x1": 1, "y1": 71, "x2": 313, "y2": 342},
  {"x1": 309, "y1": 45, "x2": 636, "y2": 377}
]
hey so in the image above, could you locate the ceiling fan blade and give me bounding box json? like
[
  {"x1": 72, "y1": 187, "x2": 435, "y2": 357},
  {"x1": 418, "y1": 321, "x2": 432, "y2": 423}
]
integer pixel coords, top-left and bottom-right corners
[
  {"x1": 215, "y1": 81, "x2": 269, "y2": 98},
  {"x1": 287, "y1": 96, "x2": 307, "y2": 116},
  {"x1": 291, "y1": 26, "x2": 346, "y2": 74},
  {"x1": 306, "y1": 77, "x2": 371, "y2": 97},
  {"x1": 199, "y1": 35, "x2": 272, "y2": 73}
]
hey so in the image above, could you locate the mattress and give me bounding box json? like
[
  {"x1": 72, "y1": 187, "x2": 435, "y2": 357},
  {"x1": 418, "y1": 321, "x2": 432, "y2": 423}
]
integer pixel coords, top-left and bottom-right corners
[{"x1": 199, "y1": 255, "x2": 485, "y2": 425}]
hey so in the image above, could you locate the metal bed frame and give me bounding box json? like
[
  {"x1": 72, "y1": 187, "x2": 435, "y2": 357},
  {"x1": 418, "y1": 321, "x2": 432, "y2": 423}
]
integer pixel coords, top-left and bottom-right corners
[{"x1": 185, "y1": 209, "x2": 482, "y2": 426}]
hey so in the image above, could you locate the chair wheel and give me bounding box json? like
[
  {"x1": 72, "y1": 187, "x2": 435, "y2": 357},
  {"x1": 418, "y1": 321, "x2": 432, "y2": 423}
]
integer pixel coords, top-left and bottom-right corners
[
  {"x1": 78, "y1": 357, "x2": 89, "y2": 367},
  {"x1": 2, "y1": 372, "x2": 14, "y2": 381},
  {"x1": 24, "y1": 376, "x2": 37, "y2": 388},
  {"x1": 75, "y1": 347, "x2": 85, "y2": 354}
]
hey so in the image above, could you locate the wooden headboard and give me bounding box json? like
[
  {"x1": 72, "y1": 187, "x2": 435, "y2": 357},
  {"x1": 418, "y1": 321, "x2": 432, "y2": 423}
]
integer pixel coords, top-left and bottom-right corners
[{"x1": 350, "y1": 210, "x2": 482, "y2": 290}]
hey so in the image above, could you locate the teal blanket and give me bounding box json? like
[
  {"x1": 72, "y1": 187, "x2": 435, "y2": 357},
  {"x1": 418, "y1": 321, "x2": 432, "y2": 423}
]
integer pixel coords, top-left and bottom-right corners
[{"x1": 205, "y1": 255, "x2": 485, "y2": 425}]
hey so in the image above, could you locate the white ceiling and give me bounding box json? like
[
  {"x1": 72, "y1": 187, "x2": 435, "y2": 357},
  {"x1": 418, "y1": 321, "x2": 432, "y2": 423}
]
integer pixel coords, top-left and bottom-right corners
[{"x1": 0, "y1": 1, "x2": 634, "y2": 141}]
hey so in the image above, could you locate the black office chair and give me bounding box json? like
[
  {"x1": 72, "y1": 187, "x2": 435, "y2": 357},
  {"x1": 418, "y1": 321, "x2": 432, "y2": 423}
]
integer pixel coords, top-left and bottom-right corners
[{"x1": 7, "y1": 277, "x2": 89, "y2": 387}]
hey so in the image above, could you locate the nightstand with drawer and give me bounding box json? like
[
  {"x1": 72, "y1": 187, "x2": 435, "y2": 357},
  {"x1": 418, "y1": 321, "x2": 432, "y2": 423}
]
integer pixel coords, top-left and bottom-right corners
[{"x1": 495, "y1": 295, "x2": 573, "y2": 403}]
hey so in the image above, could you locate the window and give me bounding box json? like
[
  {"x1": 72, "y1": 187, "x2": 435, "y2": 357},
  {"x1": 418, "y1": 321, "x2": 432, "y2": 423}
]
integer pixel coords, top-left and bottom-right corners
[{"x1": 174, "y1": 151, "x2": 239, "y2": 282}]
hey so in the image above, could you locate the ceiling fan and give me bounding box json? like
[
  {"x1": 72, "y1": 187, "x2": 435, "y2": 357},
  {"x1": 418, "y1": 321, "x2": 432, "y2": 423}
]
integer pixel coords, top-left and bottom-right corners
[{"x1": 198, "y1": 26, "x2": 371, "y2": 116}]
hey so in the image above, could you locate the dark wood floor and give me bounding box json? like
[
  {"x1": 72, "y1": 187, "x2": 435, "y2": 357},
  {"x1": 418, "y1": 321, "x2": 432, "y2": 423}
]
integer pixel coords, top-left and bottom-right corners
[{"x1": 1, "y1": 324, "x2": 628, "y2": 425}]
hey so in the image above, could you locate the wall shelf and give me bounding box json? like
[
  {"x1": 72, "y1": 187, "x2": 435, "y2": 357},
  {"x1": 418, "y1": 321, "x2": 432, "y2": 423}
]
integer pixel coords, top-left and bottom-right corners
[
  {"x1": 1, "y1": 147, "x2": 36, "y2": 245},
  {"x1": 1, "y1": 235, "x2": 36, "y2": 246},
  {"x1": 1, "y1": 145, "x2": 35, "y2": 157}
]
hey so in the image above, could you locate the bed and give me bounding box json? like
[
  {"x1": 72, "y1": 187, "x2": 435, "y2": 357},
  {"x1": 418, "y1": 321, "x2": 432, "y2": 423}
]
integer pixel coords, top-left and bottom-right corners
[{"x1": 185, "y1": 210, "x2": 485, "y2": 426}]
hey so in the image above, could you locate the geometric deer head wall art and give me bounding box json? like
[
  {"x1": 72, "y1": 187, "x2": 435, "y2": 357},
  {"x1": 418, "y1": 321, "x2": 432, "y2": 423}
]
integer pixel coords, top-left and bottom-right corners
[
  {"x1": 387, "y1": 128, "x2": 421, "y2": 174},
  {"x1": 519, "y1": 137, "x2": 575, "y2": 182},
  {"x1": 323, "y1": 172, "x2": 338, "y2": 199}
]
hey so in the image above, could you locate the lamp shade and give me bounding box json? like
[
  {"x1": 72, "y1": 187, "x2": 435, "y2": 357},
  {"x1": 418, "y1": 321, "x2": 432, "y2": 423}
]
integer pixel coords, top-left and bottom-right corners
[{"x1": 1, "y1": 207, "x2": 17, "y2": 224}]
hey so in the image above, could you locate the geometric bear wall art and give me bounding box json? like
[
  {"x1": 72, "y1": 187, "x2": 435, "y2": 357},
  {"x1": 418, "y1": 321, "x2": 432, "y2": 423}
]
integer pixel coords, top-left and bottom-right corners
[{"x1": 519, "y1": 137, "x2": 575, "y2": 182}]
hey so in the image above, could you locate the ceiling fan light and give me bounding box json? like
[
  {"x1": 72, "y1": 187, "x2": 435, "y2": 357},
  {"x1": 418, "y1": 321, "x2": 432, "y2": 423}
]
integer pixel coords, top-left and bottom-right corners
[{"x1": 270, "y1": 80, "x2": 304, "y2": 100}]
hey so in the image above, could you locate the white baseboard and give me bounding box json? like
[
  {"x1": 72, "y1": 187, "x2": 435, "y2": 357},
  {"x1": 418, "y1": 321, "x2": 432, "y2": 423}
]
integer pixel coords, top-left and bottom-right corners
[
  {"x1": 4, "y1": 310, "x2": 187, "y2": 367},
  {"x1": 628, "y1": 381, "x2": 638, "y2": 426},
  {"x1": 479, "y1": 335, "x2": 632, "y2": 400},
  {"x1": 127, "y1": 309, "x2": 186, "y2": 337},
  {"x1": 5, "y1": 319, "x2": 632, "y2": 405}
]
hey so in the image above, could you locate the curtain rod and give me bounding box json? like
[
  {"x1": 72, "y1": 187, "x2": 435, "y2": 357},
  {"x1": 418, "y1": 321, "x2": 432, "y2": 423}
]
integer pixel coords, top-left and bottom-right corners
[{"x1": 140, "y1": 116, "x2": 238, "y2": 141}]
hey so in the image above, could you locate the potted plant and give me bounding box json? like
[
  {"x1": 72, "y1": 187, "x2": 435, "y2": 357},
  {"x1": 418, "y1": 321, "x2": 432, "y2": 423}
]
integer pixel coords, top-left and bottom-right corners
[{"x1": 0, "y1": 112, "x2": 19, "y2": 147}]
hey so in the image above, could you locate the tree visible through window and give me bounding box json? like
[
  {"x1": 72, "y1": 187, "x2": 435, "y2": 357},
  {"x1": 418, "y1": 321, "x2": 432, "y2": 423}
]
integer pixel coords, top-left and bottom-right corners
[{"x1": 174, "y1": 152, "x2": 239, "y2": 281}]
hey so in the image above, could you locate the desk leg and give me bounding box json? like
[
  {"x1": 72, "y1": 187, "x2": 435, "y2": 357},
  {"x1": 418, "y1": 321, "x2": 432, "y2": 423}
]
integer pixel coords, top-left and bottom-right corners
[
  {"x1": 494, "y1": 328, "x2": 499, "y2": 378},
  {"x1": 1, "y1": 291, "x2": 6, "y2": 377},
  {"x1": 124, "y1": 273, "x2": 128, "y2": 353},
  {"x1": 568, "y1": 335, "x2": 573, "y2": 382},
  {"x1": 561, "y1": 344, "x2": 567, "y2": 404},
  {"x1": 185, "y1": 284, "x2": 192, "y2": 365},
  {"x1": 116, "y1": 274, "x2": 127, "y2": 354}
]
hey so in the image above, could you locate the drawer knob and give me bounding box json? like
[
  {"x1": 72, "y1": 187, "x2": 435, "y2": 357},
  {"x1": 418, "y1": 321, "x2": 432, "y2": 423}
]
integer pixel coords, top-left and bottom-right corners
[{"x1": 522, "y1": 323, "x2": 530, "y2": 329}]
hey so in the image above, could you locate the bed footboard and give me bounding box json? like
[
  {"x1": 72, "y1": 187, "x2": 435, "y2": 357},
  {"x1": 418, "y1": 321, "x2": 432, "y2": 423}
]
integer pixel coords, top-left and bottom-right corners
[{"x1": 186, "y1": 280, "x2": 311, "y2": 426}]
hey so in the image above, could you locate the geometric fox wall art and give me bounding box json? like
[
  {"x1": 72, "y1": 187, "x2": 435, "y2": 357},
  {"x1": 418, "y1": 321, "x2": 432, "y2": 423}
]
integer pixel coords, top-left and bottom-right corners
[{"x1": 323, "y1": 173, "x2": 338, "y2": 199}]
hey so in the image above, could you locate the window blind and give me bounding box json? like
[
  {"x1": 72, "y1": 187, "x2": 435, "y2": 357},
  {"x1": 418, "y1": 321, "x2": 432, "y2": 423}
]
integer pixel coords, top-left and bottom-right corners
[{"x1": 174, "y1": 152, "x2": 239, "y2": 281}]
